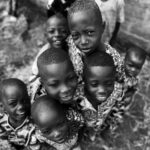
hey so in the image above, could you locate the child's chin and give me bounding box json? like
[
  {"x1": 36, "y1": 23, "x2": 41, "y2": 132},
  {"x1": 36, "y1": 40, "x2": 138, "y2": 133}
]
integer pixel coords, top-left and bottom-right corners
[{"x1": 60, "y1": 99, "x2": 73, "y2": 104}]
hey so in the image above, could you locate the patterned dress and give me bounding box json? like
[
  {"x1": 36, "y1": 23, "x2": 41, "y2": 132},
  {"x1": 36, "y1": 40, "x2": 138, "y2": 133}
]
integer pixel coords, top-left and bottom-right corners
[
  {"x1": 67, "y1": 36, "x2": 125, "y2": 129},
  {"x1": 29, "y1": 35, "x2": 125, "y2": 133}
]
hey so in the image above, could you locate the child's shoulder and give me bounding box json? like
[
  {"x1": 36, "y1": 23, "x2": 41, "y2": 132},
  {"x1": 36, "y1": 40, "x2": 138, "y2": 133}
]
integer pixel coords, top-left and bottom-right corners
[
  {"x1": 104, "y1": 43, "x2": 125, "y2": 81},
  {"x1": 37, "y1": 43, "x2": 51, "y2": 57}
]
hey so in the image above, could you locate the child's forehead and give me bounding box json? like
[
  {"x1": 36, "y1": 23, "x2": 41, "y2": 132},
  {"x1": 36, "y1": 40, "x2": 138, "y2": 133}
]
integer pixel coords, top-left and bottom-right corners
[
  {"x1": 86, "y1": 65, "x2": 115, "y2": 77},
  {"x1": 3, "y1": 85, "x2": 21, "y2": 96},
  {"x1": 46, "y1": 15, "x2": 67, "y2": 26},
  {"x1": 127, "y1": 51, "x2": 145, "y2": 64},
  {"x1": 69, "y1": 9, "x2": 101, "y2": 26},
  {"x1": 41, "y1": 60, "x2": 74, "y2": 77}
]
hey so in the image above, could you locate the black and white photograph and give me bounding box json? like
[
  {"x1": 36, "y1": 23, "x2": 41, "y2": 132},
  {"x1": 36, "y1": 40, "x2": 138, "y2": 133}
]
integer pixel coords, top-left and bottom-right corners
[{"x1": 0, "y1": 0, "x2": 150, "y2": 149}]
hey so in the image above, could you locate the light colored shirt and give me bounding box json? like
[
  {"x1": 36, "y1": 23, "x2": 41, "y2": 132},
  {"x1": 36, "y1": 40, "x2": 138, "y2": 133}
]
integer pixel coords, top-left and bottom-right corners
[{"x1": 100, "y1": 0, "x2": 125, "y2": 42}]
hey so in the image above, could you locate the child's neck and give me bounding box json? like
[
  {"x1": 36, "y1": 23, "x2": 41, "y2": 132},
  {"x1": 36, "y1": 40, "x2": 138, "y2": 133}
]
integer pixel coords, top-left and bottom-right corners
[
  {"x1": 85, "y1": 93, "x2": 99, "y2": 111},
  {"x1": 86, "y1": 42, "x2": 106, "y2": 56},
  {"x1": 8, "y1": 117, "x2": 26, "y2": 129}
]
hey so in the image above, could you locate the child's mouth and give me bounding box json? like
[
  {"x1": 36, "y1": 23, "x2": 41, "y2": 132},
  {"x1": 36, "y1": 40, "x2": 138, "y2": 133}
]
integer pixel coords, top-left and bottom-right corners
[
  {"x1": 96, "y1": 95, "x2": 107, "y2": 102},
  {"x1": 60, "y1": 94, "x2": 73, "y2": 103},
  {"x1": 82, "y1": 48, "x2": 91, "y2": 53}
]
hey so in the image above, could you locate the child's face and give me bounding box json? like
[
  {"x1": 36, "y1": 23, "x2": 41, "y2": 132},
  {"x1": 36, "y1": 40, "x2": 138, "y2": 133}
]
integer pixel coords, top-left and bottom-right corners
[
  {"x1": 38, "y1": 108, "x2": 69, "y2": 144},
  {"x1": 125, "y1": 52, "x2": 144, "y2": 77},
  {"x1": 85, "y1": 66, "x2": 115, "y2": 105},
  {"x1": 69, "y1": 10, "x2": 104, "y2": 55},
  {"x1": 46, "y1": 15, "x2": 69, "y2": 49},
  {"x1": 41, "y1": 61, "x2": 78, "y2": 104},
  {"x1": 1, "y1": 85, "x2": 30, "y2": 124}
]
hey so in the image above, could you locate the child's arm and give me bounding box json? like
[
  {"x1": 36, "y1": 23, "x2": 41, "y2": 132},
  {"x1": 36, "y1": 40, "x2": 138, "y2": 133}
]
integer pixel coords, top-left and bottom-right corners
[
  {"x1": 110, "y1": 22, "x2": 121, "y2": 46},
  {"x1": 110, "y1": 0, "x2": 125, "y2": 46}
]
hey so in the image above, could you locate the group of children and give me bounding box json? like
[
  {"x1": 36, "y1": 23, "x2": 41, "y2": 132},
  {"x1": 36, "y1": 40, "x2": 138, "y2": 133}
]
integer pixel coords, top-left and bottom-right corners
[{"x1": 0, "y1": 0, "x2": 147, "y2": 149}]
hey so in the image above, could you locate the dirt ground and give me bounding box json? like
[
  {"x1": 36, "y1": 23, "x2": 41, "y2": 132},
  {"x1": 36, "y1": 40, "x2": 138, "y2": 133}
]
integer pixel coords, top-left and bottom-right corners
[{"x1": 0, "y1": 2, "x2": 150, "y2": 150}]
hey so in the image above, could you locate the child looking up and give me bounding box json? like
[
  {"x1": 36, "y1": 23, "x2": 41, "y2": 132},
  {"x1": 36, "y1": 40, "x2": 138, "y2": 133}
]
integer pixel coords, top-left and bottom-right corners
[
  {"x1": 83, "y1": 52, "x2": 116, "y2": 134},
  {"x1": 36, "y1": 48, "x2": 95, "y2": 115},
  {"x1": 30, "y1": 0, "x2": 70, "y2": 99},
  {"x1": 123, "y1": 46, "x2": 147, "y2": 107},
  {"x1": 67, "y1": 0, "x2": 124, "y2": 110},
  {"x1": 31, "y1": 95, "x2": 84, "y2": 150},
  {"x1": 31, "y1": 3, "x2": 69, "y2": 78},
  {"x1": 0, "y1": 78, "x2": 33, "y2": 149},
  {"x1": 67, "y1": 0, "x2": 124, "y2": 81},
  {"x1": 125, "y1": 47, "x2": 146, "y2": 78},
  {"x1": 67, "y1": 0, "x2": 124, "y2": 130},
  {"x1": 37, "y1": 48, "x2": 78, "y2": 104}
]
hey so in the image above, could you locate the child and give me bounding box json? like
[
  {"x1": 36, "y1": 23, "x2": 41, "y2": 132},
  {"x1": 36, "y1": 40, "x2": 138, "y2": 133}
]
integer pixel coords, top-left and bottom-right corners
[
  {"x1": 31, "y1": 95, "x2": 84, "y2": 150},
  {"x1": 67, "y1": 0, "x2": 124, "y2": 97},
  {"x1": 67, "y1": 0, "x2": 124, "y2": 128},
  {"x1": 36, "y1": 48, "x2": 95, "y2": 119},
  {"x1": 123, "y1": 46, "x2": 147, "y2": 107},
  {"x1": 31, "y1": 3, "x2": 69, "y2": 79},
  {"x1": 36, "y1": 48, "x2": 78, "y2": 104},
  {"x1": 30, "y1": 0, "x2": 70, "y2": 102},
  {"x1": 82, "y1": 51, "x2": 116, "y2": 140},
  {"x1": 67, "y1": 0, "x2": 124, "y2": 78},
  {"x1": 0, "y1": 78, "x2": 34, "y2": 149},
  {"x1": 100, "y1": 0, "x2": 125, "y2": 45}
]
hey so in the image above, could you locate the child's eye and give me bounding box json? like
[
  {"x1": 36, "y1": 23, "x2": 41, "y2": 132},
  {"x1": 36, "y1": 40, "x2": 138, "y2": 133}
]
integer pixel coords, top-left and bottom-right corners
[
  {"x1": 60, "y1": 29, "x2": 67, "y2": 34},
  {"x1": 47, "y1": 83, "x2": 58, "y2": 87},
  {"x1": 71, "y1": 32, "x2": 79, "y2": 40},
  {"x1": 42, "y1": 129, "x2": 52, "y2": 135},
  {"x1": 8, "y1": 101, "x2": 17, "y2": 107},
  {"x1": 47, "y1": 29, "x2": 55, "y2": 34},
  {"x1": 87, "y1": 30, "x2": 94, "y2": 36},
  {"x1": 68, "y1": 75, "x2": 77, "y2": 81},
  {"x1": 104, "y1": 81, "x2": 114, "y2": 86},
  {"x1": 90, "y1": 82, "x2": 98, "y2": 87}
]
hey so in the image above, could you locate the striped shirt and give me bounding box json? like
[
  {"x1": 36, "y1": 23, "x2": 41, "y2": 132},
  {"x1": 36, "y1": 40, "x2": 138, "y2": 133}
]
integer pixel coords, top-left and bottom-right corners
[{"x1": 0, "y1": 113, "x2": 39, "y2": 148}]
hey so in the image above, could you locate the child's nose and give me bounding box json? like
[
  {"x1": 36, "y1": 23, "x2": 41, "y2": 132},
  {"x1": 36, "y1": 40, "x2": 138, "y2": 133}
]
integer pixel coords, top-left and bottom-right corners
[
  {"x1": 97, "y1": 85, "x2": 105, "y2": 93},
  {"x1": 54, "y1": 30, "x2": 61, "y2": 37},
  {"x1": 81, "y1": 36, "x2": 88, "y2": 45},
  {"x1": 17, "y1": 104, "x2": 24, "y2": 112},
  {"x1": 131, "y1": 67, "x2": 136, "y2": 72},
  {"x1": 60, "y1": 84, "x2": 69, "y2": 94},
  {"x1": 53, "y1": 130, "x2": 61, "y2": 138}
]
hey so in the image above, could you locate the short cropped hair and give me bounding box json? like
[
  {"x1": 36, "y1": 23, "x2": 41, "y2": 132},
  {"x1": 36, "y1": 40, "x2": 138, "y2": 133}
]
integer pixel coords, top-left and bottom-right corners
[
  {"x1": 0, "y1": 78, "x2": 28, "y2": 99},
  {"x1": 126, "y1": 46, "x2": 147, "y2": 61},
  {"x1": 85, "y1": 51, "x2": 115, "y2": 68},
  {"x1": 31, "y1": 95, "x2": 65, "y2": 124},
  {"x1": 37, "y1": 48, "x2": 70, "y2": 71},
  {"x1": 68, "y1": 0, "x2": 103, "y2": 24}
]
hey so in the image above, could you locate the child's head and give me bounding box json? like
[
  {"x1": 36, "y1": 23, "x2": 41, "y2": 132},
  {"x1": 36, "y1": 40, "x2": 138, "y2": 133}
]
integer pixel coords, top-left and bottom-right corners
[
  {"x1": 84, "y1": 51, "x2": 115, "y2": 105},
  {"x1": 37, "y1": 49, "x2": 78, "y2": 104},
  {"x1": 0, "y1": 78, "x2": 30, "y2": 126},
  {"x1": 31, "y1": 95, "x2": 69, "y2": 143},
  {"x1": 45, "y1": 2, "x2": 69, "y2": 49},
  {"x1": 125, "y1": 47, "x2": 146, "y2": 77},
  {"x1": 68, "y1": 0, "x2": 104, "y2": 55}
]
